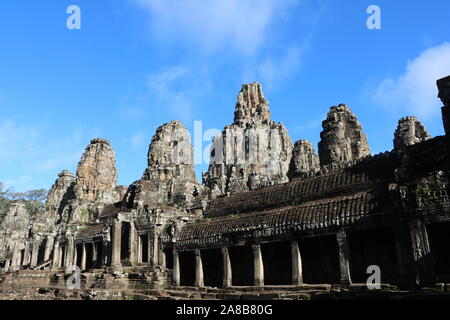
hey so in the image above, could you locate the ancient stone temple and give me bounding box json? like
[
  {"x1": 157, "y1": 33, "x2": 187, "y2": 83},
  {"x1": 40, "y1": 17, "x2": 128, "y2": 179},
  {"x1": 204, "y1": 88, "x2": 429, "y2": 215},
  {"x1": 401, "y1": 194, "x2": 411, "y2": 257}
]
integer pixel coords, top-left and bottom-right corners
[
  {"x1": 2, "y1": 77, "x2": 450, "y2": 300},
  {"x1": 203, "y1": 82, "x2": 293, "y2": 197}
]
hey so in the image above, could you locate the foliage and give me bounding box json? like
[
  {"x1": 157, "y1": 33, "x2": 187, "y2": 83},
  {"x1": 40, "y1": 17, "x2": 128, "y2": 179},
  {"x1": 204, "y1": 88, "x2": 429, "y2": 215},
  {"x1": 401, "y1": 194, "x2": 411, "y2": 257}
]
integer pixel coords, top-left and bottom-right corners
[{"x1": 0, "y1": 183, "x2": 47, "y2": 221}]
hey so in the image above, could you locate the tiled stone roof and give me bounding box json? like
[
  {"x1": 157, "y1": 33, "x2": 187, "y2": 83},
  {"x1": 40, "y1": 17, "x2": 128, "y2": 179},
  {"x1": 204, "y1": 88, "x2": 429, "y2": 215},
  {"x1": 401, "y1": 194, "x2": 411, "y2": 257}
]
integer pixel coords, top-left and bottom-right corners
[{"x1": 176, "y1": 191, "x2": 389, "y2": 250}]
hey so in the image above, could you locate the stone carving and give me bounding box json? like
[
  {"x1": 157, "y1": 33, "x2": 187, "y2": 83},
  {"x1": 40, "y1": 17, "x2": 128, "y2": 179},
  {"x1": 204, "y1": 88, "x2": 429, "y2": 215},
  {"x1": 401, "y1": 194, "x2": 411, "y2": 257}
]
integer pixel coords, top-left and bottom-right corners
[
  {"x1": 45, "y1": 171, "x2": 75, "y2": 220},
  {"x1": 318, "y1": 104, "x2": 371, "y2": 167},
  {"x1": 394, "y1": 117, "x2": 431, "y2": 150},
  {"x1": 74, "y1": 138, "x2": 118, "y2": 203},
  {"x1": 289, "y1": 140, "x2": 320, "y2": 179},
  {"x1": 204, "y1": 82, "x2": 293, "y2": 197},
  {"x1": 127, "y1": 121, "x2": 202, "y2": 209},
  {"x1": 437, "y1": 75, "x2": 450, "y2": 106}
]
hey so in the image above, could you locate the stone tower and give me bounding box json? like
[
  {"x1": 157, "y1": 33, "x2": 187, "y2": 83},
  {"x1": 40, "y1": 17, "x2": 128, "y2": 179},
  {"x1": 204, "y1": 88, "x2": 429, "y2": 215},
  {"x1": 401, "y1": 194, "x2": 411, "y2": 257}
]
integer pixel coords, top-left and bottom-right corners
[
  {"x1": 128, "y1": 121, "x2": 201, "y2": 209},
  {"x1": 203, "y1": 82, "x2": 293, "y2": 197},
  {"x1": 318, "y1": 104, "x2": 371, "y2": 167},
  {"x1": 289, "y1": 140, "x2": 320, "y2": 179},
  {"x1": 74, "y1": 138, "x2": 118, "y2": 203},
  {"x1": 393, "y1": 116, "x2": 431, "y2": 150}
]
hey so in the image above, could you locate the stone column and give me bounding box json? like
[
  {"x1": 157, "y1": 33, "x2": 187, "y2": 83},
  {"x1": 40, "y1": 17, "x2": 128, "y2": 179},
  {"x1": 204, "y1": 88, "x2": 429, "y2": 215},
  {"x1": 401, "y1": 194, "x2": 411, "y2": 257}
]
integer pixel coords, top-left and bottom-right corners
[
  {"x1": 102, "y1": 240, "x2": 108, "y2": 266},
  {"x1": 44, "y1": 236, "x2": 54, "y2": 262},
  {"x1": 222, "y1": 247, "x2": 232, "y2": 288},
  {"x1": 52, "y1": 240, "x2": 60, "y2": 271},
  {"x1": 22, "y1": 241, "x2": 31, "y2": 267},
  {"x1": 253, "y1": 244, "x2": 264, "y2": 286},
  {"x1": 81, "y1": 243, "x2": 87, "y2": 271},
  {"x1": 194, "y1": 249, "x2": 204, "y2": 287},
  {"x1": 130, "y1": 223, "x2": 137, "y2": 267},
  {"x1": 173, "y1": 249, "x2": 180, "y2": 286},
  {"x1": 153, "y1": 230, "x2": 159, "y2": 267},
  {"x1": 291, "y1": 241, "x2": 303, "y2": 285},
  {"x1": 137, "y1": 235, "x2": 142, "y2": 264},
  {"x1": 159, "y1": 249, "x2": 166, "y2": 268},
  {"x1": 92, "y1": 242, "x2": 98, "y2": 268},
  {"x1": 111, "y1": 221, "x2": 122, "y2": 268},
  {"x1": 10, "y1": 244, "x2": 20, "y2": 271},
  {"x1": 30, "y1": 239, "x2": 40, "y2": 268},
  {"x1": 409, "y1": 219, "x2": 435, "y2": 284},
  {"x1": 147, "y1": 233, "x2": 152, "y2": 264},
  {"x1": 65, "y1": 237, "x2": 75, "y2": 273},
  {"x1": 337, "y1": 231, "x2": 352, "y2": 286}
]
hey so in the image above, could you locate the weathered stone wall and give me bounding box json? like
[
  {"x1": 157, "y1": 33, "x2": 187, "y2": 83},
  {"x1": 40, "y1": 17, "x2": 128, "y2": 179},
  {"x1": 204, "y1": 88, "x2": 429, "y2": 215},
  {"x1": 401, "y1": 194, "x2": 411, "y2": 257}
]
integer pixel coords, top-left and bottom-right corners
[
  {"x1": 394, "y1": 116, "x2": 431, "y2": 150},
  {"x1": 318, "y1": 104, "x2": 371, "y2": 167},
  {"x1": 74, "y1": 138, "x2": 118, "y2": 203},
  {"x1": 289, "y1": 140, "x2": 320, "y2": 179},
  {"x1": 126, "y1": 121, "x2": 203, "y2": 211}
]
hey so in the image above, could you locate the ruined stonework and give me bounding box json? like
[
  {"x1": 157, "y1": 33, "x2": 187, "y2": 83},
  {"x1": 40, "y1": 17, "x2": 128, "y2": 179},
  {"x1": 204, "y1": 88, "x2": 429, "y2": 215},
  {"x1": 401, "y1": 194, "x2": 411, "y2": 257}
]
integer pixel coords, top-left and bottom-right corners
[
  {"x1": 0, "y1": 203, "x2": 30, "y2": 270},
  {"x1": 289, "y1": 140, "x2": 320, "y2": 179},
  {"x1": 74, "y1": 138, "x2": 118, "y2": 203},
  {"x1": 318, "y1": 104, "x2": 371, "y2": 167},
  {"x1": 126, "y1": 121, "x2": 202, "y2": 210},
  {"x1": 204, "y1": 82, "x2": 293, "y2": 197},
  {"x1": 394, "y1": 117, "x2": 431, "y2": 150},
  {"x1": 45, "y1": 170, "x2": 75, "y2": 221},
  {"x1": 438, "y1": 76, "x2": 450, "y2": 141},
  {"x1": 3, "y1": 76, "x2": 450, "y2": 300}
]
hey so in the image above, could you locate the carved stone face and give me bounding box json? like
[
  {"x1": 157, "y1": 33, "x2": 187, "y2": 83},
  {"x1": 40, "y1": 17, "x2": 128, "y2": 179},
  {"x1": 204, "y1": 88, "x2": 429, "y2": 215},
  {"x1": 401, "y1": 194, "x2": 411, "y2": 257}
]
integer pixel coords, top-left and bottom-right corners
[{"x1": 437, "y1": 76, "x2": 450, "y2": 106}]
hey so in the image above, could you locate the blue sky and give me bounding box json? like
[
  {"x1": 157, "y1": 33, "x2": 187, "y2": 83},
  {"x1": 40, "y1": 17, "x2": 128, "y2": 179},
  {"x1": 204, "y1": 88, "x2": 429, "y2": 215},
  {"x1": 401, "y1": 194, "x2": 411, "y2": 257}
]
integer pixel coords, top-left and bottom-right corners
[{"x1": 0, "y1": 0, "x2": 450, "y2": 192}]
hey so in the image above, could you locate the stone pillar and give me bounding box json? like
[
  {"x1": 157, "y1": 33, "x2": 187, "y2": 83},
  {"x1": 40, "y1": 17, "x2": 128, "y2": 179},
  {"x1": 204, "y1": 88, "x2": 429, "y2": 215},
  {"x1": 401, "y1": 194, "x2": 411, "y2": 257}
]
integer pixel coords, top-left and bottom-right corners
[
  {"x1": 147, "y1": 233, "x2": 152, "y2": 265},
  {"x1": 22, "y1": 241, "x2": 31, "y2": 267},
  {"x1": 291, "y1": 241, "x2": 303, "y2": 285},
  {"x1": 409, "y1": 219, "x2": 435, "y2": 284},
  {"x1": 10, "y1": 245, "x2": 20, "y2": 271},
  {"x1": 92, "y1": 242, "x2": 98, "y2": 268},
  {"x1": 194, "y1": 249, "x2": 204, "y2": 287},
  {"x1": 159, "y1": 249, "x2": 166, "y2": 268},
  {"x1": 44, "y1": 236, "x2": 54, "y2": 262},
  {"x1": 30, "y1": 239, "x2": 40, "y2": 268},
  {"x1": 337, "y1": 231, "x2": 352, "y2": 286},
  {"x1": 111, "y1": 221, "x2": 122, "y2": 268},
  {"x1": 222, "y1": 247, "x2": 232, "y2": 288},
  {"x1": 137, "y1": 235, "x2": 142, "y2": 264},
  {"x1": 253, "y1": 244, "x2": 264, "y2": 286},
  {"x1": 173, "y1": 249, "x2": 180, "y2": 286},
  {"x1": 130, "y1": 223, "x2": 137, "y2": 267},
  {"x1": 52, "y1": 240, "x2": 60, "y2": 271},
  {"x1": 153, "y1": 230, "x2": 159, "y2": 267},
  {"x1": 65, "y1": 237, "x2": 75, "y2": 273},
  {"x1": 102, "y1": 240, "x2": 108, "y2": 266},
  {"x1": 81, "y1": 243, "x2": 86, "y2": 271}
]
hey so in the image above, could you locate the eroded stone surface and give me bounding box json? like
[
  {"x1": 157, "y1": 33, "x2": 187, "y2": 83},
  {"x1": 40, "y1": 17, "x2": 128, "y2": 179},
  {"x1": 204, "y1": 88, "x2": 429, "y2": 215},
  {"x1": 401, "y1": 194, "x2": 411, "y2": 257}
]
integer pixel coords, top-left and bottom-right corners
[
  {"x1": 74, "y1": 138, "x2": 118, "y2": 203},
  {"x1": 318, "y1": 104, "x2": 371, "y2": 167},
  {"x1": 289, "y1": 140, "x2": 320, "y2": 179},
  {"x1": 438, "y1": 75, "x2": 450, "y2": 106},
  {"x1": 394, "y1": 117, "x2": 431, "y2": 150},
  {"x1": 127, "y1": 121, "x2": 202, "y2": 209},
  {"x1": 203, "y1": 83, "x2": 293, "y2": 197}
]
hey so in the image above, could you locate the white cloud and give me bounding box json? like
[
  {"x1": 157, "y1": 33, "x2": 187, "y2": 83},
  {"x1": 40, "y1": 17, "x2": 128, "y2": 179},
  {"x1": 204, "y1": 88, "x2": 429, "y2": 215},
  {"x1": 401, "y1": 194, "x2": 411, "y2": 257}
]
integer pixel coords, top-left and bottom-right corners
[
  {"x1": 373, "y1": 42, "x2": 450, "y2": 119},
  {"x1": 133, "y1": 0, "x2": 296, "y2": 54},
  {"x1": 147, "y1": 66, "x2": 197, "y2": 122},
  {"x1": 0, "y1": 119, "x2": 100, "y2": 191}
]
